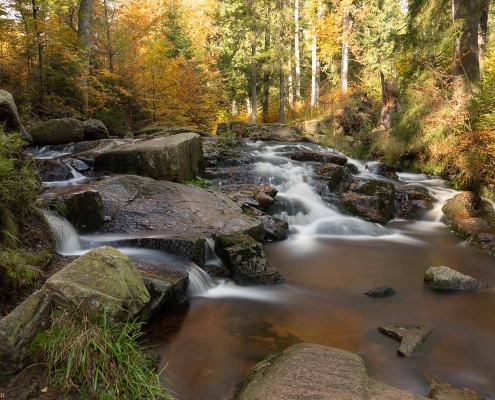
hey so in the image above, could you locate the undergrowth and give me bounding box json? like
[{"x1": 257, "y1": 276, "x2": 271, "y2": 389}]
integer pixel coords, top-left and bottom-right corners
[
  {"x1": 185, "y1": 176, "x2": 210, "y2": 188},
  {"x1": 33, "y1": 310, "x2": 174, "y2": 400}
]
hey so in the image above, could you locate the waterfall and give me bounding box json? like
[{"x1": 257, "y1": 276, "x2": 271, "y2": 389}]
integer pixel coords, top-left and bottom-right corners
[
  {"x1": 42, "y1": 210, "x2": 83, "y2": 255},
  {"x1": 187, "y1": 265, "x2": 217, "y2": 295},
  {"x1": 204, "y1": 238, "x2": 223, "y2": 269}
]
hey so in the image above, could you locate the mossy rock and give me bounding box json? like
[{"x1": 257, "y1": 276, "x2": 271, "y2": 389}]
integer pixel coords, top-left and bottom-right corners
[
  {"x1": 44, "y1": 246, "x2": 150, "y2": 322},
  {"x1": 30, "y1": 118, "x2": 85, "y2": 145},
  {"x1": 424, "y1": 266, "x2": 487, "y2": 290},
  {"x1": 215, "y1": 233, "x2": 266, "y2": 276},
  {"x1": 58, "y1": 189, "x2": 104, "y2": 233}
]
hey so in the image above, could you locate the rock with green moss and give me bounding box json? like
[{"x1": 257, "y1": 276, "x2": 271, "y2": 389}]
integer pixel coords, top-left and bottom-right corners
[
  {"x1": 215, "y1": 233, "x2": 284, "y2": 285},
  {"x1": 316, "y1": 163, "x2": 352, "y2": 192},
  {"x1": 45, "y1": 246, "x2": 150, "y2": 322},
  {"x1": 94, "y1": 132, "x2": 204, "y2": 182},
  {"x1": 442, "y1": 192, "x2": 486, "y2": 221},
  {"x1": 379, "y1": 324, "x2": 433, "y2": 357},
  {"x1": 235, "y1": 343, "x2": 427, "y2": 400},
  {"x1": 424, "y1": 266, "x2": 487, "y2": 291},
  {"x1": 30, "y1": 118, "x2": 85, "y2": 145},
  {"x1": 0, "y1": 90, "x2": 32, "y2": 143},
  {"x1": 428, "y1": 381, "x2": 487, "y2": 400},
  {"x1": 450, "y1": 218, "x2": 490, "y2": 240},
  {"x1": 0, "y1": 290, "x2": 52, "y2": 375},
  {"x1": 396, "y1": 185, "x2": 433, "y2": 219}
]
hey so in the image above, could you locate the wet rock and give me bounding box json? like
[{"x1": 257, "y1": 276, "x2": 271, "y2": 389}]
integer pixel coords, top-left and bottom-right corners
[
  {"x1": 451, "y1": 218, "x2": 490, "y2": 239},
  {"x1": 36, "y1": 159, "x2": 74, "y2": 182},
  {"x1": 235, "y1": 343, "x2": 427, "y2": 400},
  {"x1": 0, "y1": 90, "x2": 32, "y2": 142},
  {"x1": 258, "y1": 214, "x2": 289, "y2": 241},
  {"x1": 213, "y1": 184, "x2": 278, "y2": 210},
  {"x1": 71, "y1": 159, "x2": 90, "y2": 172},
  {"x1": 45, "y1": 246, "x2": 150, "y2": 322},
  {"x1": 94, "y1": 132, "x2": 204, "y2": 182},
  {"x1": 57, "y1": 189, "x2": 104, "y2": 233},
  {"x1": 82, "y1": 119, "x2": 109, "y2": 141},
  {"x1": 0, "y1": 290, "x2": 52, "y2": 375},
  {"x1": 365, "y1": 286, "x2": 398, "y2": 297},
  {"x1": 290, "y1": 150, "x2": 347, "y2": 165},
  {"x1": 341, "y1": 180, "x2": 396, "y2": 224},
  {"x1": 316, "y1": 163, "x2": 352, "y2": 192},
  {"x1": 428, "y1": 381, "x2": 487, "y2": 400},
  {"x1": 396, "y1": 185, "x2": 433, "y2": 219},
  {"x1": 378, "y1": 324, "x2": 433, "y2": 357},
  {"x1": 215, "y1": 233, "x2": 284, "y2": 285},
  {"x1": 139, "y1": 265, "x2": 189, "y2": 319},
  {"x1": 424, "y1": 266, "x2": 487, "y2": 291},
  {"x1": 57, "y1": 175, "x2": 265, "y2": 241},
  {"x1": 442, "y1": 192, "x2": 486, "y2": 221},
  {"x1": 30, "y1": 118, "x2": 85, "y2": 145}
]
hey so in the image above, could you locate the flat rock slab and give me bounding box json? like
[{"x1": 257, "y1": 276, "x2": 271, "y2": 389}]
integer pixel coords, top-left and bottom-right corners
[
  {"x1": 236, "y1": 343, "x2": 426, "y2": 400},
  {"x1": 379, "y1": 324, "x2": 433, "y2": 357},
  {"x1": 64, "y1": 175, "x2": 264, "y2": 239},
  {"x1": 424, "y1": 266, "x2": 487, "y2": 290},
  {"x1": 365, "y1": 285, "x2": 398, "y2": 297},
  {"x1": 428, "y1": 381, "x2": 487, "y2": 400}
]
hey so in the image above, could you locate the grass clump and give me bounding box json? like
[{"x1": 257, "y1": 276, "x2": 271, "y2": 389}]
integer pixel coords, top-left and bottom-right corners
[
  {"x1": 184, "y1": 176, "x2": 210, "y2": 188},
  {"x1": 37, "y1": 309, "x2": 173, "y2": 400}
]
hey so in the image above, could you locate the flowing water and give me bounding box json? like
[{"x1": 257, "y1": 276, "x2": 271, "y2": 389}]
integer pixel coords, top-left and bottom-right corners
[{"x1": 40, "y1": 141, "x2": 495, "y2": 399}]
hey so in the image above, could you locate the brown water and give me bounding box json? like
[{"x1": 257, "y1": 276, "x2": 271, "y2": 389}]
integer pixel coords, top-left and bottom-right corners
[{"x1": 145, "y1": 221, "x2": 495, "y2": 400}]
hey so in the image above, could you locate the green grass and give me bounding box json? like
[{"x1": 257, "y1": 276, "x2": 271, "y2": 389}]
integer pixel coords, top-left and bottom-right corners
[
  {"x1": 0, "y1": 247, "x2": 51, "y2": 289},
  {"x1": 184, "y1": 176, "x2": 210, "y2": 188},
  {"x1": 35, "y1": 310, "x2": 174, "y2": 400}
]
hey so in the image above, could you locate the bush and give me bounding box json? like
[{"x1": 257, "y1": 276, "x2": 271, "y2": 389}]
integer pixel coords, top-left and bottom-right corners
[{"x1": 38, "y1": 310, "x2": 173, "y2": 400}]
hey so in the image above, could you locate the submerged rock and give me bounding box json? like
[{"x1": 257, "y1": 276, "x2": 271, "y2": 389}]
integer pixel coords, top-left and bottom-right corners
[
  {"x1": 0, "y1": 290, "x2": 52, "y2": 375},
  {"x1": 235, "y1": 343, "x2": 426, "y2": 400},
  {"x1": 94, "y1": 132, "x2": 204, "y2": 182},
  {"x1": 82, "y1": 119, "x2": 109, "y2": 141},
  {"x1": 428, "y1": 381, "x2": 487, "y2": 400},
  {"x1": 215, "y1": 233, "x2": 284, "y2": 285},
  {"x1": 45, "y1": 246, "x2": 150, "y2": 322},
  {"x1": 378, "y1": 324, "x2": 433, "y2": 357},
  {"x1": 365, "y1": 286, "x2": 398, "y2": 297},
  {"x1": 30, "y1": 118, "x2": 85, "y2": 145},
  {"x1": 424, "y1": 266, "x2": 487, "y2": 291}
]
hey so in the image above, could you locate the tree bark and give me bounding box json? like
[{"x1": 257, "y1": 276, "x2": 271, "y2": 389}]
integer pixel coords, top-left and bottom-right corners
[
  {"x1": 103, "y1": 0, "x2": 114, "y2": 72},
  {"x1": 452, "y1": 0, "x2": 483, "y2": 102},
  {"x1": 31, "y1": 0, "x2": 44, "y2": 93},
  {"x1": 262, "y1": 25, "x2": 270, "y2": 122},
  {"x1": 249, "y1": 0, "x2": 257, "y2": 124},
  {"x1": 478, "y1": 0, "x2": 489, "y2": 80},
  {"x1": 294, "y1": 0, "x2": 301, "y2": 101},
  {"x1": 279, "y1": 63, "x2": 285, "y2": 123},
  {"x1": 288, "y1": 57, "x2": 294, "y2": 107},
  {"x1": 380, "y1": 71, "x2": 402, "y2": 129},
  {"x1": 341, "y1": 6, "x2": 350, "y2": 95},
  {"x1": 78, "y1": 0, "x2": 94, "y2": 116},
  {"x1": 311, "y1": 1, "x2": 322, "y2": 108}
]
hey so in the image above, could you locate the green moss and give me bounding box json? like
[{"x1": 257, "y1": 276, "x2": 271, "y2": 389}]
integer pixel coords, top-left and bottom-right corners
[{"x1": 217, "y1": 233, "x2": 258, "y2": 249}]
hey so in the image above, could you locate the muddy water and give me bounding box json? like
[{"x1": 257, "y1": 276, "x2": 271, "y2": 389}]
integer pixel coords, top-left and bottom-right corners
[{"x1": 145, "y1": 226, "x2": 495, "y2": 400}]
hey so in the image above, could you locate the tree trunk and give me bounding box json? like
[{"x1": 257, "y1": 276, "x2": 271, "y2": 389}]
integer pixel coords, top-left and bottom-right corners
[
  {"x1": 31, "y1": 0, "x2": 44, "y2": 94},
  {"x1": 78, "y1": 0, "x2": 94, "y2": 116},
  {"x1": 288, "y1": 57, "x2": 294, "y2": 107},
  {"x1": 246, "y1": 97, "x2": 252, "y2": 119},
  {"x1": 294, "y1": 0, "x2": 301, "y2": 101},
  {"x1": 478, "y1": 0, "x2": 489, "y2": 80},
  {"x1": 452, "y1": 0, "x2": 483, "y2": 102},
  {"x1": 232, "y1": 99, "x2": 239, "y2": 117},
  {"x1": 103, "y1": 0, "x2": 114, "y2": 72},
  {"x1": 279, "y1": 63, "x2": 285, "y2": 123},
  {"x1": 262, "y1": 25, "x2": 270, "y2": 122},
  {"x1": 250, "y1": 0, "x2": 257, "y2": 124},
  {"x1": 380, "y1": 71, "x2": 402, "y2": 129},
  {"x1": 311, "y1": 1, "x2": 322, "y2": 108},
  {"x1": 341, "y1": 6, "x2": 350, "y2": 95}
]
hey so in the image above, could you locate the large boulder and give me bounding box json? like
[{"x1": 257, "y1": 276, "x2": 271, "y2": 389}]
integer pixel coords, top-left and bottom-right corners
[
  {"x1": 0, "y1": 90, "x2": 32, "y2": 142},
  {"x1": 424, "y1": 266, "x2": 487, "y2": 291},
  {"x1": 94, "y1": 132, "x2": 204, "y2": 182},
  {"x1": 82, "y1": 119, "x2": 109, "y2": 141},
  {"x1": 290, "y1": 150, "x2": 347, "y2": 165},
  {"x1": 341, "y1": 180, "x2": 396, "y2": 224},
  {"x1": 57, "y1": 189, "x2": 104, "y2": 233},
  {"x1": 428, "y1": 381, "x2": 487, "y2": 400},
  {"x1": 44, "y1": 246, "x2": 150, "y2": 322},
  {"x1": 215, "y1": 233, "x2": 284, "y2": 285},
  {"x1": 235, "y1": 343, "x2": 426, "y2": 400},
  {"x1": 379, "y1": 324, "x2": 433, "y2": 357},
  {"x1": 30, "y1": 118, "x2": 85, "y2": 145},
  {"x1": 442, "y1": 192, "x2": 485, "y2": 221},
  {"x1": 0, "y1": 290, "x2": 52, "y2": 375}
]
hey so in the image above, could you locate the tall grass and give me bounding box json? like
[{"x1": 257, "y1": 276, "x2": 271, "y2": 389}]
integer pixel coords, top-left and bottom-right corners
[{"x1": 37, "y1": 310, "x2": 174, "y2": 400}]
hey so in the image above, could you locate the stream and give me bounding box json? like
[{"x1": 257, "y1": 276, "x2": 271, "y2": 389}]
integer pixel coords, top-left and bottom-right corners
[{"x1": 33, "y1": 140, "x2": 495, "y2": 399}]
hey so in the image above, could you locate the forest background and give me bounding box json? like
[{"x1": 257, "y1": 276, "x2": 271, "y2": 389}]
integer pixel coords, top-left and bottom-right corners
[{"x1": 1, "y1": 0, "x2": 495, "y2": 194}]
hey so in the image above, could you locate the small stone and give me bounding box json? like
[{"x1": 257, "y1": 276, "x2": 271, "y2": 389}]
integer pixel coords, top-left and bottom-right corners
[
  {"x1": 428, "y1": 380, "x2": 486, "y2": 400},
  {"x1": 424, "y1": 266, "x2": 487, "y2": 291},
  {"x1": 365, "y1": 286, "x2": 398, "y2": 297},
  {"x1": 378, "y1": 324, "x2": 433, "y2": 357}
]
